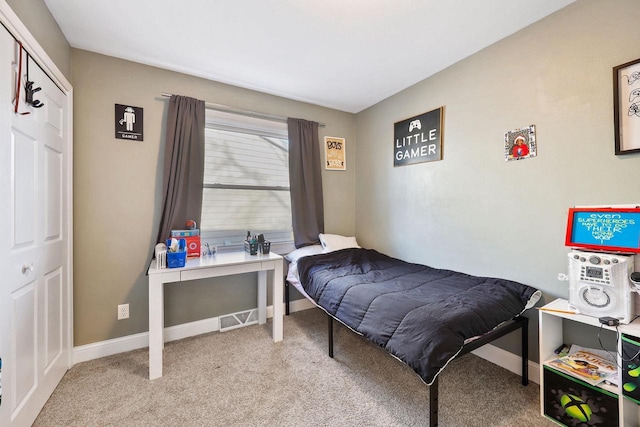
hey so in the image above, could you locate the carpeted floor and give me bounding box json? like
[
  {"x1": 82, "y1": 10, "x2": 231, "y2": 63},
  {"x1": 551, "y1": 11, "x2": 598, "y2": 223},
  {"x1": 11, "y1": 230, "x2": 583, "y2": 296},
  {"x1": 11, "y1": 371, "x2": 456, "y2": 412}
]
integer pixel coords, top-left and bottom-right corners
[{"x1": 34, "y1": 308, "x2": 555, "y2": 426}]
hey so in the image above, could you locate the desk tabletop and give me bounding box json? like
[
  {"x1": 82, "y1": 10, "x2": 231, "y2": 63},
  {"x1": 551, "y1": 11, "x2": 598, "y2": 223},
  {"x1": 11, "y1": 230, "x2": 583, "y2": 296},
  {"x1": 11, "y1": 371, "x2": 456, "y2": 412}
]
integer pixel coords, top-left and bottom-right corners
[{"x1": 148, "y1": 251, "x2": 283, "y2": 275}]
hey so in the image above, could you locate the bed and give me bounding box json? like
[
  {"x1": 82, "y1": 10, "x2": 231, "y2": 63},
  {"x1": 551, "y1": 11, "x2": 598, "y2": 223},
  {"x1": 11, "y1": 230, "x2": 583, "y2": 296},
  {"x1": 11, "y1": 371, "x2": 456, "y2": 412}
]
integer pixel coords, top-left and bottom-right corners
[{"x1": 285, "y1": 239, "x2": 541, "y2": 427}]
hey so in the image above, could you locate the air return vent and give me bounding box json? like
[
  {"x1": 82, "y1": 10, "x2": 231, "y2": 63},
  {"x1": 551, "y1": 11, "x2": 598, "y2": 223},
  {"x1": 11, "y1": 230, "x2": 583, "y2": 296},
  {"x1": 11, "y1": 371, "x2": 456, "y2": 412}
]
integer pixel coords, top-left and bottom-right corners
[{"x1": 219, "y1": 308, "x2": 258, "y2": 332}]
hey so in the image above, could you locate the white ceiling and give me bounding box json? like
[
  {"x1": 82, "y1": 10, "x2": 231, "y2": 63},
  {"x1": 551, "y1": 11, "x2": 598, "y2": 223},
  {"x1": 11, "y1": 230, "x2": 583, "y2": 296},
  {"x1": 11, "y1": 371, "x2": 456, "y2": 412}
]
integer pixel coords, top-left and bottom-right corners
[{"x1": 45, "y1": 0, "x2": 576, "y2": 113}]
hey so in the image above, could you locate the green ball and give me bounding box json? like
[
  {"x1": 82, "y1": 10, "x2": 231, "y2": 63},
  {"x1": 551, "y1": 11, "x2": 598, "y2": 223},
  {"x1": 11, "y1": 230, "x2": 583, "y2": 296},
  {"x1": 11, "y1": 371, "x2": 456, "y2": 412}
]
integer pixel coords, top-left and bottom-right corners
[{"x1": 560, "y1": 394, "x2": 592, "y2": 422}]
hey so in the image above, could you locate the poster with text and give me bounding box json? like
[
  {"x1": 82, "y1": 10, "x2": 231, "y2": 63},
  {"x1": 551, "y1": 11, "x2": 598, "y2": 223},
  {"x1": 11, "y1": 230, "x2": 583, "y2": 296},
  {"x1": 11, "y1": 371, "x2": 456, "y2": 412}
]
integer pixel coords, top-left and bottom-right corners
[
  {"x1": 394, "y1": 107, "x2": 443, "y2": 166},
  {"x1": 325, "y1": 136, "x2": 346, "y2": 170}
]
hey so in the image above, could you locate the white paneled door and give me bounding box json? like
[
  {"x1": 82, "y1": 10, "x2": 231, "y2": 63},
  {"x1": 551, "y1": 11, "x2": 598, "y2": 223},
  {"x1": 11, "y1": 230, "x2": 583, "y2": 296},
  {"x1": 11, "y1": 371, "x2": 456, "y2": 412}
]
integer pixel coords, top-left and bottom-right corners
[{"x1": 0, "y1": 22, "x2": 72, "y2": 427}]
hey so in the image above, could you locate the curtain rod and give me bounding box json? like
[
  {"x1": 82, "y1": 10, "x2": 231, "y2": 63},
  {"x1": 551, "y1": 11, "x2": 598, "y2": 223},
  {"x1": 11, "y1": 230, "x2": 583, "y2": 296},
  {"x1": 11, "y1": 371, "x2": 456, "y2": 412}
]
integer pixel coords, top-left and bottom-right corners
[{"x1": 161, "y1": 92, "x2": 325, "y2": 127}]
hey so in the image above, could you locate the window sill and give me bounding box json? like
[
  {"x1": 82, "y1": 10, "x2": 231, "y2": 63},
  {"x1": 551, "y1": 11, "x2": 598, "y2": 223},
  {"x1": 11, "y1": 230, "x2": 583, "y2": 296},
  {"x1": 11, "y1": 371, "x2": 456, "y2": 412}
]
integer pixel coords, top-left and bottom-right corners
[{"x1": 211, "y1": 240, "x2": 295, "y2": 256}]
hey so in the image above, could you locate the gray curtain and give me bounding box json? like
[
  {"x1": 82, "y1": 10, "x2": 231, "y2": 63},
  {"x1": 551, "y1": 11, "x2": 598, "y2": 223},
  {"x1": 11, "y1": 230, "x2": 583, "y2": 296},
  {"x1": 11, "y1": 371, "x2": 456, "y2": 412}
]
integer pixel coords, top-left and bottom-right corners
[
  {"x1": 287, "y1": 118, "x2": 324, "y2": 248},
  {"x1": 155, "y1": 95, "x2": 205, "y2": 245}
]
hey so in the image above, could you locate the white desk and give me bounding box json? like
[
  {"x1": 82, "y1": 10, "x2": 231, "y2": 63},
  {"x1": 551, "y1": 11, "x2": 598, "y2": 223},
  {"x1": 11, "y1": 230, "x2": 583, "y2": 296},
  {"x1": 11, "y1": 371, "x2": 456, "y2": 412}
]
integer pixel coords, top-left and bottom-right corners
[{"x1": 147, "y1": 251, "x2": 284, "y2": 380}]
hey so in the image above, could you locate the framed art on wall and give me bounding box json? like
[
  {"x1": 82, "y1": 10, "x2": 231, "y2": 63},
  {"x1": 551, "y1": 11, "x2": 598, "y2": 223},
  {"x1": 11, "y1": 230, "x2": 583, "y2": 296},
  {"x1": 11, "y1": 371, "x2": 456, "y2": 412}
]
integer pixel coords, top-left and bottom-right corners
[
  {"x1": 613, "y1": 58, "x2": 640, "y2": 155},
  {"x1": 504, "y1": 124, "x2": 536, "y2": 161},
  {"x1": 393, "y1": 107, "x2": 443, "y2": 167},
  {"x1": 115, "y1": 104, "x2": 144, "y2": 141},
  {"x1": 325, "y1": 136, "x2": 346, "y2": 170}
]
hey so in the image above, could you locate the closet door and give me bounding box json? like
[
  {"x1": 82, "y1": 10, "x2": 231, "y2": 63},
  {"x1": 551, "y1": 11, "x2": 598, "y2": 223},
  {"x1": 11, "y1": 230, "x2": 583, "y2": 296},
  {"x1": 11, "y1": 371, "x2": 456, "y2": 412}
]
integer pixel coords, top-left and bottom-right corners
[{"x1": 0, "y1": 26, "x2": 71, "y2": 427}]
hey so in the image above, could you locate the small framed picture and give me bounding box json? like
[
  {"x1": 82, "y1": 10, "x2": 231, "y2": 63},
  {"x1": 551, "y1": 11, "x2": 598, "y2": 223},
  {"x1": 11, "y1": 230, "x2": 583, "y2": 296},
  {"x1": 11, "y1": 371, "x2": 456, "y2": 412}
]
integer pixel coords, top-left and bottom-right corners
[
  {"x1": 613, "y1": 58, "x2": 640, "y2": 155},
  {"x1": 115, "y1": 104, "x2": 144, "y2": 141},
  {"x1": 325, "y1": 136, "x2": 346, "y2": 170},
  {"x1": 504, "y1": 125, "x2": 536, "y2": 161}
]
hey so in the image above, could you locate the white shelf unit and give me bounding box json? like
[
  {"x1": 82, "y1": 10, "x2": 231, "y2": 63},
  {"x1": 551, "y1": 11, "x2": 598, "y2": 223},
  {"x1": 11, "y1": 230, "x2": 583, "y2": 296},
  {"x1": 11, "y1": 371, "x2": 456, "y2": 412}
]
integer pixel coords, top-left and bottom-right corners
[{"x1": 539, "y1": 298, "x2": 640, "y2": 426}]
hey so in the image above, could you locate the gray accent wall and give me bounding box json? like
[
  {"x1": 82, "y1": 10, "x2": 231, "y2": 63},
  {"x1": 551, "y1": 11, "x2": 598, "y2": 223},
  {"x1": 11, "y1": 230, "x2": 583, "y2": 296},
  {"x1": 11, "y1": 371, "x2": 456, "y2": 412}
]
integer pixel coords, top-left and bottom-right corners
[{"x1": 354, "y1": 0, "x2": 640, "y2": 360}]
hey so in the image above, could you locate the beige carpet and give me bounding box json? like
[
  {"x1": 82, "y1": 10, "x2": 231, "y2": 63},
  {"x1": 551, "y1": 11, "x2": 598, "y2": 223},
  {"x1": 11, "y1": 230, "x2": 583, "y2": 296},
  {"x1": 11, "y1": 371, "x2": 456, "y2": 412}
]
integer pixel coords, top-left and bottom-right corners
[{"x1": 34, "y1": 308, "x2": 555, "y2": 426}]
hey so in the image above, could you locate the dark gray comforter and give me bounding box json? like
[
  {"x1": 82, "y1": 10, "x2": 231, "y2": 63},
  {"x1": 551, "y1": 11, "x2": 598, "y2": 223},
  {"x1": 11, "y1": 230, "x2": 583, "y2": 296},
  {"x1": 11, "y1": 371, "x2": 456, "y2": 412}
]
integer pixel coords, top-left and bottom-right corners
[{"x1": 296, "y1": 248, "x2": 539, "y2": 385}]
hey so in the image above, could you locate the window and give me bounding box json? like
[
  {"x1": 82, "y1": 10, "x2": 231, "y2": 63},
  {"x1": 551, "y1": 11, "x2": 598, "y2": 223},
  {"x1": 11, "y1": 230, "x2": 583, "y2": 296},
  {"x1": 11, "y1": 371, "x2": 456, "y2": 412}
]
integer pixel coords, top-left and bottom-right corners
[{"x1": 201, "y1": 109, "x2": 292, "y2": 249}]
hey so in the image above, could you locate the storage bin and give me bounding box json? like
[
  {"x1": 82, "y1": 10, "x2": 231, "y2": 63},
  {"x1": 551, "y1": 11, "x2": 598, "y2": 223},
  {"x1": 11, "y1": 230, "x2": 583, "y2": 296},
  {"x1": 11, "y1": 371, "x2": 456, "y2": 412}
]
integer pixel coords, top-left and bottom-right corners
[
  {"x1": 543, "y1": 365, "x2": 618, "y2": 426},
  {"x1": 166, "y1": 238, "x2": 187, "y2": 268},
  {"x1": 622, "y1": 334, "x2": 640, "y2": 404},
  {"x1": 244, "y1": 240, "x2": 258, "y2": 255},
  {"x1": 260, "y1": 241, "x2": 271, "y2": 254}
]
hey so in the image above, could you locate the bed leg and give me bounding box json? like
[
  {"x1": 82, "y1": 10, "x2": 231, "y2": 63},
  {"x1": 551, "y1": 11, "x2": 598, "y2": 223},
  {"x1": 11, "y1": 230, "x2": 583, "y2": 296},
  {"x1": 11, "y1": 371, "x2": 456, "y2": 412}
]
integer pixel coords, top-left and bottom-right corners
[
  {"x1": 429, "y1": 377, "x2": 439, "y2": 427},
  {"x1": 520, "y1": 316, "x2": 529, "y2": 386},
  {"x1": 328, "y1": 314, "x2": 334, "y2": 358},
  {"x1": 285, "y1": 281, "x2": 290, "y2": 316}
]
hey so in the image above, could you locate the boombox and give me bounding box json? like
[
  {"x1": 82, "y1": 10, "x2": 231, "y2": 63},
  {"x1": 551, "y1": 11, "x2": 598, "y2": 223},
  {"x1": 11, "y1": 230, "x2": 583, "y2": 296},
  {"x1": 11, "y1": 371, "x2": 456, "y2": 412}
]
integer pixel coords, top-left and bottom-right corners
[{"x1": 568, "y1": 250, "x2": 635, "y2": 324}]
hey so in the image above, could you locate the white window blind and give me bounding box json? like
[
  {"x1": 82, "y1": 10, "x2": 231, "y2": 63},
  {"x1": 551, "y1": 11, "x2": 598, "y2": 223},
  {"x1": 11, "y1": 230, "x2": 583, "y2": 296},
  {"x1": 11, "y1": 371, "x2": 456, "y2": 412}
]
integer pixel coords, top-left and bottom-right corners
[{"x1": 201, "y1": 110, "x2": 292, "y2": 247}]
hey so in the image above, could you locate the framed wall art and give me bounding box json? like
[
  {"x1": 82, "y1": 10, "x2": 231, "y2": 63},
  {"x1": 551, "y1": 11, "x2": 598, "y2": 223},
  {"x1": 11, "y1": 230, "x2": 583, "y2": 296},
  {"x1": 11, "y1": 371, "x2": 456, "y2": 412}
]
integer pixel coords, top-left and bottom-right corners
[
  {"x1": 324, "y1": 136, "x2": 346, "y2": 170},
  {"x1": 504, "y1": 124, "x2": 536, "y2": 161},
  {"x1": 115, "y1": 104, "x2": 144, "y2": 141},
  {"x1": 393, "y1": 107, "x2": 443, "y2": 167},
  {"x1": 614, "y1": 58, "x2": 640, "y2": 155}
]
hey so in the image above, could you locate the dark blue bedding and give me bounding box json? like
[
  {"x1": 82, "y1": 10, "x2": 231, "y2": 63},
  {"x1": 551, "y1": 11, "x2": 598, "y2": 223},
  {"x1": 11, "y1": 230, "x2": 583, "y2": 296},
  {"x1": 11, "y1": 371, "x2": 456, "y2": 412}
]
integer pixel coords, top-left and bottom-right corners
[{"x1": 296, "y1": 248, "x2": 539, "y2": 385}]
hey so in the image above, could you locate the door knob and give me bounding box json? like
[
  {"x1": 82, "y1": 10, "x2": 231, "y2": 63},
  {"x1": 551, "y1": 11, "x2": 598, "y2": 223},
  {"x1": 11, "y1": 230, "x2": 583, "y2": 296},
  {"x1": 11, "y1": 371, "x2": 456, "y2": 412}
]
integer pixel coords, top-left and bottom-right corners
[{"x1": 22, "y1": 263, "x2": 34, "y2": 274}]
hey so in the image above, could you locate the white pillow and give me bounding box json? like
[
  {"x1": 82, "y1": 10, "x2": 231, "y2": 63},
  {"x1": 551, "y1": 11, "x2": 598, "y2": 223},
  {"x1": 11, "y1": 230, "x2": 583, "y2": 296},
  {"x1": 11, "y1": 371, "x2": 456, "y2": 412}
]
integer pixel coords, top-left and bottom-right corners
[
  {"x1": 319, "y1": 233, "x2": 360, "y2": 253},
  {"x1": 285, "y1": 244, "x2": 324, "y2": 262}
]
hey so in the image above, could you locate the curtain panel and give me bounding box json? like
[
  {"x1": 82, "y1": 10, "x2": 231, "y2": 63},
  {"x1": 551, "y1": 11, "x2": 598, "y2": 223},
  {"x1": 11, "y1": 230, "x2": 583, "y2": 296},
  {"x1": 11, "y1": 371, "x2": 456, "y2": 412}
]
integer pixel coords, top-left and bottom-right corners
[
  {"x1": 155, "y1": 95, "x2": 205, "y2": 245},
  {"x1": 287, "y1": 117, "x2": 324, "y2": 248}
]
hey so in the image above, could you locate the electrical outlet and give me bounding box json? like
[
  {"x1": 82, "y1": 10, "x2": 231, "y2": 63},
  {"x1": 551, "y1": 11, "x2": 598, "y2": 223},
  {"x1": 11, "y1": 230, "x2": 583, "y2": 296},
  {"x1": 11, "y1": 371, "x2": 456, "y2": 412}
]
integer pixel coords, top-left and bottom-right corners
[{"x1": 118, "y1": 303, "x2": 129, "y2": 320}]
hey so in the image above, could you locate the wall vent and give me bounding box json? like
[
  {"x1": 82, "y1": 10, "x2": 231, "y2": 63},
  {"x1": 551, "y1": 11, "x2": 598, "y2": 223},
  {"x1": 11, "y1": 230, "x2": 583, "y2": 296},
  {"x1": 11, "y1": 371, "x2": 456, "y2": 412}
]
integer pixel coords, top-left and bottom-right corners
[{"x1": 219, "y1": 308, "x2": 258, "y2": 332}]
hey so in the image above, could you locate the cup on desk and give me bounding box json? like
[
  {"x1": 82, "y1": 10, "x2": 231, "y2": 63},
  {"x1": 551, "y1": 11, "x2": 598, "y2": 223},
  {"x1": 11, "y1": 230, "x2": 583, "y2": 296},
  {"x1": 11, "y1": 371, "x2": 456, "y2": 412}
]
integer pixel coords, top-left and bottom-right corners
[{"x1": 260, "y1": 241, "x2": 271, "y2": 254}]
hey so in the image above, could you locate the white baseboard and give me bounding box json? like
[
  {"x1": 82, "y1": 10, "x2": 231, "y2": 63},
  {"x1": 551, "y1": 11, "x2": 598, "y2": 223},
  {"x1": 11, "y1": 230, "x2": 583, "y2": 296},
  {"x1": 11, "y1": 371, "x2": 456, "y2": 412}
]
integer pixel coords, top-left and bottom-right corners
[
  {"x1": 280, "y1": 296, "x2": 316, "y2": 314},
  {"x1": 74, "y1": 330, "x2": 147, "y2": 364},
  {"x1": 472, "y1": 344, "x2": 540, "y2": 385},
  {"x1": 74, "y1": 298, "x2": 539, "y2": 386},
  {"x1": 73, "y1": 316, "x2": 221, "y2": 364},
  {"x1": 73, "y1": 301, "x2": 313, "y2": 364}
]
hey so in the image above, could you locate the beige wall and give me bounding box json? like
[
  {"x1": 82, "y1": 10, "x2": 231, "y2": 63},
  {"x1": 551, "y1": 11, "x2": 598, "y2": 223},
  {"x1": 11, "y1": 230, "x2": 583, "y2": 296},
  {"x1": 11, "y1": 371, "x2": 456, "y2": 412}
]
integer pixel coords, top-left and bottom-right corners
[
  {"x1": 72, "y1": 49, "x2": 356, "y2": 345},
  {"x1": 6, "y1": 0, "x2": 71, "y2": 80},
  {"x1": 354, "y1": 0, "x2": 640, "y2": 359}
]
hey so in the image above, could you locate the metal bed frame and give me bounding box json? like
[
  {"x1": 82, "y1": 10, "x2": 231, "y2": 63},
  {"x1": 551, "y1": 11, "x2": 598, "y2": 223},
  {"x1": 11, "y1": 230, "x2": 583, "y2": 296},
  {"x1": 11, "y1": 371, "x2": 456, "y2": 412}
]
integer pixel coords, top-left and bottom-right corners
[{"x1": 285, "y1": 283, "x2": 530, "y2": 427}]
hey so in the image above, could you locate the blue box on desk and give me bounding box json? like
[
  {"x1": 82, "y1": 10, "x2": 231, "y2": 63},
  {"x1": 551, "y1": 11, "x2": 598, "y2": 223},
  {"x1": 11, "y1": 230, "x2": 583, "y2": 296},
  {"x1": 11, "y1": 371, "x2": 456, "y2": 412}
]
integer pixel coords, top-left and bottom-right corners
[{"x1": 166, "y1": 238, "x2": 187, "y2": 268}]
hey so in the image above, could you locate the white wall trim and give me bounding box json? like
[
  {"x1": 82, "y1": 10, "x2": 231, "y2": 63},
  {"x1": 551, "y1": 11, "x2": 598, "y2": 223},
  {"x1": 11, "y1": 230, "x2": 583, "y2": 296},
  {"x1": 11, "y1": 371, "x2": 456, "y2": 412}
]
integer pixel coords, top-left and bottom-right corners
[
  {"x1": 75, "y1": 299, "x2": 539, "y2": 386},
  {"x1": 74, "y1": 301, "x2": 312, "y2": 364},
  {"x1": 472, "y1": 344, "x2": 540, "y2": 385},
  {"x1": 270, "y1": 296, "x2": 316, "y2": 317},
  {"x1": 74, "y1": 331, "x2": 148, "y2": 364},
  {"x1": 74, "y1": 315, "x2": 223, "y2": 364}
]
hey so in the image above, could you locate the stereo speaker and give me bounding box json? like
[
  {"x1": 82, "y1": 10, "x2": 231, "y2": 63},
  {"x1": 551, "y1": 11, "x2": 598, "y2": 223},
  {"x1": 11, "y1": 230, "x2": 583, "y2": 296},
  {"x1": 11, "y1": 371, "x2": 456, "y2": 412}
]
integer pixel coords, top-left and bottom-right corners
[{"x1": 568, "y1": 251, "x2": 635, "y2": 324}]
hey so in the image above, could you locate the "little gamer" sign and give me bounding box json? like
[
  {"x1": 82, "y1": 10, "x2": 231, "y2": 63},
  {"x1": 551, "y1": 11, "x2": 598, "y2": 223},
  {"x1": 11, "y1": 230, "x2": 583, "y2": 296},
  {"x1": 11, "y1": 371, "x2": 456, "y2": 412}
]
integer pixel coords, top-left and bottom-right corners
[{"x1": 393, "y1": 107, "x2": 443, "y2": 166}]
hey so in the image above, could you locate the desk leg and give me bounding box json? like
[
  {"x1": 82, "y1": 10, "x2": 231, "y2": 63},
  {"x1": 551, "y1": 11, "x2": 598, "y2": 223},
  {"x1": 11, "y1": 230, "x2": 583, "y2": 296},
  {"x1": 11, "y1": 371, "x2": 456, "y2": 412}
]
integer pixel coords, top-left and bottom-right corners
[
  {"x1": 258, "y1": 271, "x2": 267, "y2": 324},
  {"x1": 272, "y1": 258, "x2": 283, "y2": 342},
  {"x1": 148, "y1": 276, "x2": 165, "y2": 380}
]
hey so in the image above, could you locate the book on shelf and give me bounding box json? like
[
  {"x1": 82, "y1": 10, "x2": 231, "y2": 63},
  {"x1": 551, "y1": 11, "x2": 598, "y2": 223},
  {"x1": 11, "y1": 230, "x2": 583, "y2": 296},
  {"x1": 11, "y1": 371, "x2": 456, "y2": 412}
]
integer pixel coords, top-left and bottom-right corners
[{"x1": 547, "y1": 344, "x2": 617, "y2": 386}]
